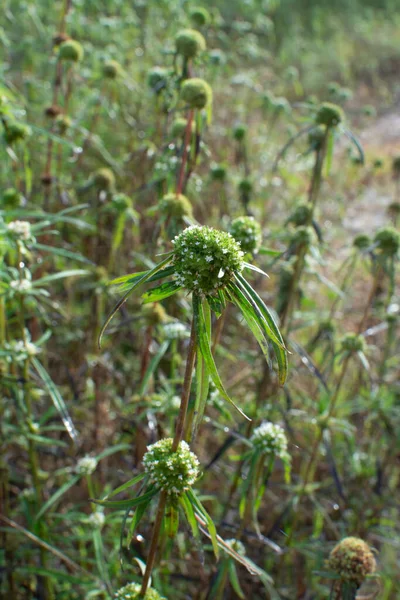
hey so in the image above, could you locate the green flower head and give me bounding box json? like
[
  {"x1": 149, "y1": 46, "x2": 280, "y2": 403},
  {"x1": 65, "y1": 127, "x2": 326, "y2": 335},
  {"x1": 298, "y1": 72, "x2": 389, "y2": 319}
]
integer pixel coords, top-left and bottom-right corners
[
  {"x1": 115, "y1": 582, "x2": 166, "y2": 600},
  {"x1": 58, "y1": 40, "x2": 84, "y2": 62},
  {"x1": 190, "y1": 6, "x2": 210, "y2": 27},
  {"x1": 175, "y1": 29, "x2": 206, "y2": 58},
  {"x1": 374, "y1": 227, "x2": 399, "y2": 257},
  {"x1": 171, "y1": 117, "x2": 190, "y2": 138},
  {"x1": 229, "y1": 216, "x2": 262, "y2": 255},
  {"x1": 251, "y1": 422, "x2": 289, "y2": 459},
  {"x1": 210, "y1": 163, "x2": 227, "y2": 182},
  {"x1": 238, "y1": 178, "x2": 252, "y2": 195},
  {"x1": 91, "y1": 168, "x2": 116, "y2": 191},
  {"x1": 340, "y1": 333, "x2": 366, "y2": 354},
  {"x1": 4, "y1": 122, "x2": 31, "y2": 146},
  {"x1": 328, "y1": 537, "x2": 376, "y2": 585},
  {"x1": 180, "y1": 78, "x2": 212, "y2": 110},
  {"x1": 353, "y1": 233, "x2": 371, "y2": 250},
  {"x1": 2, "y1": 188, "x2": 22, "y2": 209},
  {"x1": 315, "y1": 102, "x2": 344, "y2": 128},
  {"x1": 159, "y1": 193, "x2": 193, "y2": 219},
  {"x1": 147, "y1": 67, "x2": 168, "y2": 94},
  {"x1": 102, "y1": 59, "x2": 123, "y2": 79},
  {"x1": 172, "y1": 225, "x2": 244, "y2": 295},
  {"x1": 233, "y1": 124, "x2": 247, "y2": 141},
  {"x1": 291, "y1": 226, "x2": 314, "y2": 247},
  {"x1": 288, "y1": 202, "x2": 313, "y2": 227},
  {"x1": 143, "y1": 438, "x2": 199, "y2": 495}
]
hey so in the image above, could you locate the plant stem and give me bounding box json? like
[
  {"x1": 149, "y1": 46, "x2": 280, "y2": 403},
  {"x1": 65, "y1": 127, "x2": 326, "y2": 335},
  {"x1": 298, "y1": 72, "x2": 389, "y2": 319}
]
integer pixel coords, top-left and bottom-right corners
[
  {"x1": 139, "y1": 490, "x2": 168, "y2": 598},
  {"x1": 176, "y1": 110, "x2": 194, "y2": 195}
]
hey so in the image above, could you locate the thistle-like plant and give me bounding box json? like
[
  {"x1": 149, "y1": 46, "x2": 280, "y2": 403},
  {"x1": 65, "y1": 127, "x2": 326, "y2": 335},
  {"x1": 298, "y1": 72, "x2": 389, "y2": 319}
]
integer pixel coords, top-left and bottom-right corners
[{"x1": 99, "y1": 224, "x2": 288, "y2": 421}]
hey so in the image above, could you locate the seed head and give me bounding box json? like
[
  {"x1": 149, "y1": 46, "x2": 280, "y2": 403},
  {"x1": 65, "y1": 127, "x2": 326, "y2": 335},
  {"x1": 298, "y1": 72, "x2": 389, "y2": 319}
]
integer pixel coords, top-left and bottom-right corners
[
  {"x1": 143, "y1": 438, "x2": 199, "y2": 496},
  {"x1": 58, "y1": 40, "x2": 84, "y2": 62},
  {"x1": 88, "y1": 511, "x2": 105, "y2": 529},
  {"x1": 114, "y1": 582, "x2": 166, "y2": 600},
  {"x1": 209, "y1": 49, "x2": 226, "y2": 66},
  {"x1": 180, "y1": 78, "x2": 212, "y2": 110},
  {"x1": 147, "y1": 67, "x2": 168, "y2": 94},
  {"x1": 362, "y1": 105, "x2": 376, "y2": 118},
  {"x1": 374, "y1": 227, "x2": 399, "y2": 257},
  {"x1": 172, "y1": 225, "x2": 244, "y2": 294},
  {"x1": 92, "y1": 168, "x2": 116, "y2": 191},
  {"x1": 163, "y1": 322, "x2": 190, "y2": 341},
  {"x1": 190, "y1": 7, "x2": 210, "y2": 27},
  {"x1": 273, "y1": 97, "x2": 290, "y2": 114},
  {"x1": 291, "y1": 226, "x2": 314, "y2": 247},
  {"x1": 76, "y1": 456, "x2": 97, "y2": 476},
  {"x1": 45, "y1": 105, "x2": 63, "y2": 118},
  {"x1": 328, "y1": 537, "x2": 376, "y2": 586},
  {"x1": 229, "y1": 216, "x2": 262, "y2": 254},
  {"x1": 158, "y1": 193, "x2": 193, "y2": 219},
  {"x1": 327, "y1": 81, "x2": 340, "y2": 96},
  {"x1": 340, "y1": 333, "x2": 366, "y2": 354},
  {"x1": 175, "y1": 29, "x2": 206, "y2": 59},
  {"x1": 10, "y1": 279, "x2": 32, "y2": 293},
  {"x1": 102, "y1": 59, "x2": 123, "y2": 79},
  {"x1": 315, "y1": 102, "x2": 344, "y2": 128},
  {"x1": 251, "y1": 422, "x2": 289, "y2": 459}
]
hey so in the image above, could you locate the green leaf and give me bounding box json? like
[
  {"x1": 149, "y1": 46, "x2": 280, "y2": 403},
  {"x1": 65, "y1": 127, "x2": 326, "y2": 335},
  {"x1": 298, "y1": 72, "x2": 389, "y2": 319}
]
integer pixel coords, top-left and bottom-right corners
[
  {"x1": 187, "y1": 489, "x2": 219, "y2": 559},
  {"x1": 192, "y1": 301, "x2": 211, "y2": 440},
  {"x1": 32, "y1": 243, "x2": 92, "y2": 265},
  {"x1": 95, "y1": 443, "x2": 131, "y2": 463},
  {"x1": 228, "y1": 561, "x2": 245, "y2": 599},
  {"x1": 99, "y1": 255, "x2": 173, "y2": 347},
  {"x1": 34, "y1": 475, "x2": 80, "y2": 522},
  {"x1": 92, "y1": 487, "x2": 158, "y2": 510},
  {"x1": 142, "y1": 281, "x2": 181, "y2": 304},
  {"x1": 165, "y1": 502, "x2": 179, "y2": 538},
  {"x1": 33, "y1": 270, "x2": 89, "y2": 286},
  {"x1": 192, "y1": 293, "x2": 250, "y2": 421},
  {"x1": 243, "y1": 262, "x2": 269, "y2": 278},
  {"x1": 127, "y1": 495, "x2": 154, "y2": 547},
  {"x1": 31, "y1": 358, "x2": 78, "y2": 442},
  {"x1": 138, "y1": 340, "x2": 170, "y2": 396},
  {"x1": 105, "y1": 473, "x2": 145, "y2": 500},
  {"x1": 206, "y1": 294, "x2": 224, "y2": 318},
  {"x1": 179, "y1": 493, "x2": 200, "y2": 540}
]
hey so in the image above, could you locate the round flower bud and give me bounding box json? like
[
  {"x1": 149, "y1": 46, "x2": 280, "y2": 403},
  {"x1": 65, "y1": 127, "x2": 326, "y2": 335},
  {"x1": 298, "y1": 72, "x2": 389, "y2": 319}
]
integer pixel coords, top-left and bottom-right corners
[
  {"x1": 175, "y1": 29, "x2": 206, "y2": 59},
  {"x1": 171, "y1": 118, "x2": 191, "y2": 138},
  {"x1": 229, "y1": 216, "x2": 262, "y2": 254},
  {"x1": 226, "y1": 539, "x2": 246, "y2": 556},
  {"x1": 315, "y1": 102, "x2": 344, "y2": 128},
  {"x1": 76, "y1": 456, "x2": 97, "y2": 476},
  {"x1": 233, "y1": 124, "x2": 247, "y2": 141},
  {"x1": 55, "y1": 114, "x2": 71, "y2": 135},
  {"x1": 288, "y1": 202, "x2": 312, "y2": 227},
  {"x1": 210, "y1": 163, "x2": 226, "y2": 182},
  {"x1": 143, "y1": 438, "x2": 199, "y2": 495},
  {"x1": 291, "y1": 226, "x2": 314, "y2": 247},
  {"x1": 374, "y1": 227, "x2": 400, "y2": 256},
  {"x1": 340, "y1": 333, "x2": 366, "y2": 354},
  {"x1": 238, "y1": 178, "x2": 252, "y2": 195},
  {"x1": 158, "y1": 193, "x2": 193, "y2": 219},
  {"x1": 308, "y1": 125, "x2": 326, "y2": 150},
  {"x1": 190, "y1": 7, "x2": 210, "y2": 27},
  {"x1": 92, "y1": 168, "x2": 116, "y2": 191},
  {"x1": 353, "y1": 234, "x2": 370, "y2": 250},
  {"x1": 392, "y1": 155, "x2": 400, "y2": 175},
  {"x1": 251, "y1": 422, "x2": 289, "y2": 459},
  {"x1": 7, "y1": 220, "x2": 32, "y2": 240},
  {"x1": 4, "y1": 122, "x2": 31, "y2": 145},
  {"x1": 112, "y1": 193, "x2": 132, "y2": 212},
  {"x1": 2, "y1": 188, "x2": 22, "y2": 209},
  {"x1": 141, "y1": 303, "x2": 168, "y2": 326},
  {"x1": 172, "y1": 225, "x2": 244, "y2": 294},
  {"x1": 102, "y1": 59, "x2": 122, "y2": 79},
  {"x1": 147, "y1": 67, "x2": 168, "y2": 94},
  {"x1": 180, "y1": 78, "x2": 212, "y2": 110},
  {"x1": 58, "y1": 40, "x2": 84, "y2": 62},
  {"x1": 115, "y1": 582, "x2": 166, "y2": 600},
  {"x1": 328, "y1": 537, "x2": 376, "y2": 586}
]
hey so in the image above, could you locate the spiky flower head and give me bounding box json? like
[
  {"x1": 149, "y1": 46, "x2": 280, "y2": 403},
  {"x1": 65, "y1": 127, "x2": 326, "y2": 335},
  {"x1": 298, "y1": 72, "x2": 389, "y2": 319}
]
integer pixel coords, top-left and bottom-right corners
[
  {"x1": 141, "y1": 303, "x2": 168, "y2": 326},
  {"x1": 340, "y1": 333, "x2": 366, "y2": 354},
  {"x1": 229, "y1": 216, "x2": 262, "y2": 255},
  {"x1": 288, "y1": 202, "x2": 312, "y2": 227},
  {"x1": 7, "y1": 220, "x2": 32, "y2": 241},
  {"x1": 158, "y1": 193, "x2": 193, "y2": 219},
  {"x1": 4, "y1": 122, "x2": 31, "y2": 145},
  {"x1": 172, "y1": 225, "x2": 244, "y2": 294},
  {"x1": 180, "y1": 78, "x2": 212, "y2": 110},
  {"x1": 251, "y1": 422, "x2": 289, "y2": 459},
  {"x1": 225, "y1": 539, "x2": 246, "y2": 556},
  {"x1": 92, "y1": 168, "x2": 115, "y2": 191},
  {"x1": 315, "y1": 102, "x2": 344, "y2": 128},
  {"x1": 2, "y1": 188, "x2": 22, "y2": 209},
  {"x1": 147, "y1": 67, "x2": 168, "y2": 94},
  {"x1": 190, "y1": 7, "x2": 210, "y2": 27},
  {"x1": 353, "y1": 234, "x2": 371, "y2": 250},
  {"x1": 328, "y1": 537, "x2": 376, "y2": 585},
  {"x1": 210, "y1": 163, "x2": 227, "y2": 182},
  {"x1": 114, "y1": 582, "x2": 166, "y2": 600},
  {"x1": 102, "y1": 59, "x2": 122, "y2": 79},
  {"x1": 374, "y1": 227, "x2": 399, "y2": 257},
  {"x1": 143, "y1": 438, "x2": 199, "y2": 495},
  {"x1": 233, "y1": 124, "x2": 247, "y2": 141},
  {"x1": 58, "y1": 40, "x2": 84, "y2": 62},
  {"x1": 76, "y1": 456, "x2": 97, "y2": 476},
  {"x1": 171, "y1": 118, "x2": 190, "y2": 138},
  {"x1": 175, "y1": 29, "x2": 206, "y2": 59},
  {"x1": 55, "y1": 114, "x2": 71, "y2": 135}
]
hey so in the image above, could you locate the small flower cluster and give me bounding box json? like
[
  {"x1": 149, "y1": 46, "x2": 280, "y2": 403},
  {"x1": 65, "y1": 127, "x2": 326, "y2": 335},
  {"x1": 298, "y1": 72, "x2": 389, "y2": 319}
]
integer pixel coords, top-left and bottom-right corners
[
  {"x1": 163, "y1": 321, "x2": 190, "y2": 340},
  {"x1": 172, "y1": 225, "x2": 244, "y2": 295},
  {"x1": 76, "y1": 456, "x2": 97, "y2": 476},
  {"x1": 3, "y1": 341, "x2": 39, "y2": 363},
  {"x1": 143, "y1": 438, "x2": 199, "y2": 495},
  {"x1": 10, "y1": 279, "x2": 32, "y2": 293},
  {"x1": 7, "y1": 220, "x2": 32, "y2": 241},
  {"x1": 340, "y1": 333, "x2": 366, "y2": 354},
  {"x1": 115, "y1": 582, "x2": 166, "y2": 600},
  {"x1": 88, "y1": 511, "x2": 105, "y2": 529},
  {"x1": 158, "y1": 193, "x2": 193, "y2": 219},
  {"x1": 229, "y1": 216, "x2": 262, "y2": 255},
  {"x1": 251, "y1": 422, "x2": 289, "y2": 459},
  {"x1": 328, "y1": 537, "x2": 376, "y2": 585}
]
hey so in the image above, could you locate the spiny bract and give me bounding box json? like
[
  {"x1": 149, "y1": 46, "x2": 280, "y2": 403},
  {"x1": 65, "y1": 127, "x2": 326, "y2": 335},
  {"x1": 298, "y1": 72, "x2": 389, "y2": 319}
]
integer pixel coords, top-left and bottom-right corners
[
  {"x1": 251, "y1": 422, "x2": 289, "y2": 459},
  {"x1": 114, "y1": 582, "x2": 166, "y2": 600},
  {"x1": 229, "y1": 216, "x2": 262, "y2": 254},
  {"x1": 172, "y1": 225, "x2": 244, "y2": 295},
  {"x1": 328, "y1": 537, "x2": 376, "y2": 585},
  {"x1": 143, "y1": 438, "x2": 199, "y2": 495}
]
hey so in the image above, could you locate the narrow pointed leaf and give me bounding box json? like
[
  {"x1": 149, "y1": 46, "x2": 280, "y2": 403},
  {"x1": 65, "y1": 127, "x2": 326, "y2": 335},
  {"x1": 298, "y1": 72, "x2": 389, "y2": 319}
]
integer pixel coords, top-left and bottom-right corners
[
  {"x1": 142, "y1": 281, "x2": 181, "y2": 303},
  {"x1": 34, "y1": 475, "x2": 80, "y2": 522},
  {"x1": 138, "y1": 340, "x2": 170, "y2": 396}
]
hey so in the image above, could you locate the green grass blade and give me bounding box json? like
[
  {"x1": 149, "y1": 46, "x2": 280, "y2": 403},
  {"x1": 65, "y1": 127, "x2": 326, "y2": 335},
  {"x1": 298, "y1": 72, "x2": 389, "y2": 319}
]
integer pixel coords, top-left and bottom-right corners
[
  {"x1": 102, "y1": 473, "x2": 145, "y2": 500},
  {"x1": 34, "y1": 475, "x2": 80, "y2": 522},
  {"x1": 138, "y1": 340, "x2": 170, "y2": 396}
]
